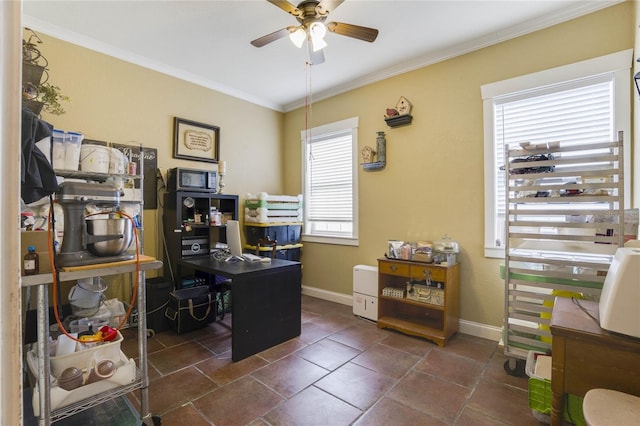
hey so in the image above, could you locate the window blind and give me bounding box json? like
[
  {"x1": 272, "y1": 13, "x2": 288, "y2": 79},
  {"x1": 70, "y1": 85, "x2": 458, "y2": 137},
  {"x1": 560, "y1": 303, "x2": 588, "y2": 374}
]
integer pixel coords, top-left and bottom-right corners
[
  {"x1": 493, "y1": 77, "x2": 613, "y2": 241},
  {"x1": 305, "y1": 130, "x2": 354, "y2": 236}
]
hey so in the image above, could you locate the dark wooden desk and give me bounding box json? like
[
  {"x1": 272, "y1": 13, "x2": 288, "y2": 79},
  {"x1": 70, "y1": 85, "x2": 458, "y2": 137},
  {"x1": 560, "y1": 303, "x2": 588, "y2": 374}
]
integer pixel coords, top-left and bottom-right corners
[
  {"x1": 550, "y1": 297, "x2": 640, "y2": 426},
  {"x1": 179, "y1": 256, "x2": 302, "y2": 361}
]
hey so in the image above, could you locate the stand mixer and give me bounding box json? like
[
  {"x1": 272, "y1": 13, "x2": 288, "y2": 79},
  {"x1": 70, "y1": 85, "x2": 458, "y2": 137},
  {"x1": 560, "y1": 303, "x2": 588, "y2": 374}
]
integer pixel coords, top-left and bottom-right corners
[{"x1": 56, "y1": 181, "x2": 134, "y2": 267}]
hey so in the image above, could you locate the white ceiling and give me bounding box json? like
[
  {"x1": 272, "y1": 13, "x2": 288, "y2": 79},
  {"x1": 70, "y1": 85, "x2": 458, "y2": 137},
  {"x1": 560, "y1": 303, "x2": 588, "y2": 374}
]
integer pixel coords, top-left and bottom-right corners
[{"x1": 23, "y1": 0, "x2": 620, "y2": 112}]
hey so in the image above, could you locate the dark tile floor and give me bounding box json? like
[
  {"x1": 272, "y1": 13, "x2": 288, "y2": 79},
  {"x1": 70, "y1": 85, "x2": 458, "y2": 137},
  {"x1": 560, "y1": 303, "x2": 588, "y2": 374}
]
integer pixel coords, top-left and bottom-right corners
[{"x1": 121, "y1": 295, "x2": 540, "y2": 426}]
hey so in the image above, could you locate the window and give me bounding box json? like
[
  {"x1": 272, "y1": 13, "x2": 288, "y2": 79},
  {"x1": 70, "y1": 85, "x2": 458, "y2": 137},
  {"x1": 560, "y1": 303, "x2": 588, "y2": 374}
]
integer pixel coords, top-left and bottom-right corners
[
  {"x1": 301, "y1": 117, "x2": 359, "y2": 245},
  {"x1": 482, "y1": 50, "x2": 632, "y2": 258}
]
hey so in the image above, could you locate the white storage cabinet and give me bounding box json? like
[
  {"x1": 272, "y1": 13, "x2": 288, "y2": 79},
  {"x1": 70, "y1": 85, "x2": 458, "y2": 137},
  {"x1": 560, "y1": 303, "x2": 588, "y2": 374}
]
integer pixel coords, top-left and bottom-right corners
[{"x1": 353, "y1": 265, "x2": 378, "y2": 321}]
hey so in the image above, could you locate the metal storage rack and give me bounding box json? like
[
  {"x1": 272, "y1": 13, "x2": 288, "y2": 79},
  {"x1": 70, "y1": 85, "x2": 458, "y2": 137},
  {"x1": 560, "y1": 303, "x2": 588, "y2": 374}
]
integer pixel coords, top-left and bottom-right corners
[
  {"x1": 21, "y1": 146, "x2": 163, "y2": 425},
  {"x1": 503, "y1": 131, "x2": 624, "y2": 362}
]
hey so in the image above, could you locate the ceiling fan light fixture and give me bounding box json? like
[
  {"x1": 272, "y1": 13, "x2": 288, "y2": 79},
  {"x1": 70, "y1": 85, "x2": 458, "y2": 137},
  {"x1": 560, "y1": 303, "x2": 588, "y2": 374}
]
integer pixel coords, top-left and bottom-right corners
[
  {"x1": 309, "y1": 21, "x2": 327, "y2": 39},
  {"x1": 289, "y1": 27, "x2": 306, "y2": 48},
  {"x1": 309, "y1": 22, "x2": 327, "y2": 51},
  {"x1": 251, "y1": 0, "x2": 379, "y2": 62},
  {"x1": 312, "y1": 37, "x2": 327, "y2": 52}
]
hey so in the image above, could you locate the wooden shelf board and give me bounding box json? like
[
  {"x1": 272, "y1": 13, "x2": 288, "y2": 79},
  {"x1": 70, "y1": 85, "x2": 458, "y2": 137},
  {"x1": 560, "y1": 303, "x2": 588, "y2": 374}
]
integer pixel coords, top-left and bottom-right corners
[
  {"x1": 384, "y1": 114, "x2": 413, "y2": 127},
  {"x1": 21, "y1": 257, "x2": 162, "y2": 287},
  {"x1": 378, "y1": 315, "x2": 445, "y2": 337},
  {"x1": 62, "y1": 255, "x2": 157, "y2": 271},
  {"x1": 380, "y1": 294, "x2": 445, "y2": 311},
  {"x1": 361, "y1": 161, "x2": 386, "y2": 171}
]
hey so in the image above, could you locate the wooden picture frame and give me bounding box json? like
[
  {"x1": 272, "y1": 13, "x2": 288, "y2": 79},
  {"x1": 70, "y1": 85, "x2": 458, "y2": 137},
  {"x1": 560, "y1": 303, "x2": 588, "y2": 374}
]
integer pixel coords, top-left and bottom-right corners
[{"x1": 173, "y1": 117, "x2": 219, "y2": 163}]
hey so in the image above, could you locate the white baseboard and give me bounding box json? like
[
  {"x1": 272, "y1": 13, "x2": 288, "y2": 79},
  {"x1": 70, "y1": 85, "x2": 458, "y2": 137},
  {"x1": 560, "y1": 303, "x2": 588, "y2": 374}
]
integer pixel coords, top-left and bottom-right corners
[
  {"x1": 302, "y1": 285, "x2": 353, "y2": 305},
  {"x1": 301, "y1": 285, "x2": 502, "y2": 342},
  {"x1": 459, "y1": 319, "x2": 502, "y2": 342}
]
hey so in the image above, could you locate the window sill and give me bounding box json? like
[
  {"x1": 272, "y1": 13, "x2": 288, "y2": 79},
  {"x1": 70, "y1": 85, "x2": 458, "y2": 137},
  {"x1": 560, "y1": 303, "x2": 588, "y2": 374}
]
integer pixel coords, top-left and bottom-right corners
[
  {"x1": 485, "y1": 246, "x2": 504, "y2": 259},
  {"x1": 302, "y1": 235, "x2": 359, "y2": 246}
]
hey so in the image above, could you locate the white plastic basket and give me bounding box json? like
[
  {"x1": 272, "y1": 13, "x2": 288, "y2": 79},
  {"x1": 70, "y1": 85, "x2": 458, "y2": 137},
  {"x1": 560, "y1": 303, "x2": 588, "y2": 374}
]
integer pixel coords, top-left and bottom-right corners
[
  {"x1": 49, "y1": 330, "x2": 123, "y2": 377},
  {"x1": 27, "y1": 349, "x2": 136, "y2": 416}
]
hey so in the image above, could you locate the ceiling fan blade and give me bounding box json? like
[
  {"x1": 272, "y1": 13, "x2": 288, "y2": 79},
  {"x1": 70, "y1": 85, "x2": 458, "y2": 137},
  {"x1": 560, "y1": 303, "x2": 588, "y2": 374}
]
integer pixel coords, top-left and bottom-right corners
[
  {"x1": 267, "y1": 0, "x2": 302, "y2": 17},
  {"x1": 326, "y1": 22, "x2": 379, "y2": 42},
  {"x1": 317, "y1": 0, "x2": 345, "y2": 15},
  {"x1": 251, "y1": 28, "x2": 291, "y2": 47},
  {"x1": 308, "y1": 46, "x2": 325, "y2": 65}
]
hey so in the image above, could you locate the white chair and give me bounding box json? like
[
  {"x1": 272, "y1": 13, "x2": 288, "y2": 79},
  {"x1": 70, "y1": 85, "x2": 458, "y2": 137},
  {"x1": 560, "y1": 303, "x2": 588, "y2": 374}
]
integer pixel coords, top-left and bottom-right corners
[{"x1": 583, "y1": 389, "x2": 640, "y2": 426}]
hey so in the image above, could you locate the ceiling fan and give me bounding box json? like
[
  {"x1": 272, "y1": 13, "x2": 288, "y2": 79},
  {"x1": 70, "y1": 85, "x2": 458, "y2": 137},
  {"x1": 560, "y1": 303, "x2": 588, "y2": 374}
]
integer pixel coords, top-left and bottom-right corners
[{"x1": 250, "y1": 0, "x2": 379, "y2": 65}]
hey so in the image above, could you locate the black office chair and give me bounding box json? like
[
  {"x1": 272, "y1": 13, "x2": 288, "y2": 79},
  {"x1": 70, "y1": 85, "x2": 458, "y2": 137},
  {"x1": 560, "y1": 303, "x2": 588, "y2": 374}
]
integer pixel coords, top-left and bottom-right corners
[
  {"x1": 256, "y1": 236, "x2": 278, "y2": 259},
  {"x1": 215, "y1": 237, "x2": 277, "y2": 320},
  {"x1": 213, "y1": 275, "x2": 232, "y2": 321}
]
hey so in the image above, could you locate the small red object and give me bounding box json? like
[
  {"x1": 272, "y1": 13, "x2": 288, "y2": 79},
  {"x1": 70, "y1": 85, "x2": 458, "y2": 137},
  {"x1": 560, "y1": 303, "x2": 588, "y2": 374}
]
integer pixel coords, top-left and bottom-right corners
[{"x1": 99, "y1": 326, "x2": 118, "y2": 341}]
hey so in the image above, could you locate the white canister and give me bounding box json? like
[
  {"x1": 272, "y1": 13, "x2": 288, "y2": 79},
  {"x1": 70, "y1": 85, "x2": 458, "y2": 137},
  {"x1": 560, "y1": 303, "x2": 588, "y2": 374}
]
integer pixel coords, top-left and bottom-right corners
[
  {"x1": 51, "y1": 130, "x2": 66, "y2": 170},
  {"x1": 80, "y1": 144, "x2": 110, "y2": 173},
  {"x1": 64, "y1": 132, "x2": 83, "y2": 171},
  {"x1": 109, "y1": 148, "x2": 126, "y2": 175},
  {"x1": 210, "y1": 208, "x2": 222, "y2": 226}
]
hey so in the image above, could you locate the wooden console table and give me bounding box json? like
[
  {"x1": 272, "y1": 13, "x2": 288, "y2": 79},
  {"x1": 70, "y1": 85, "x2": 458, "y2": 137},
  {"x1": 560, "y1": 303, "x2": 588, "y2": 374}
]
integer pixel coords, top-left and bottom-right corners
[
  {"x1": 550, "y1": 297, "x2": 640, "y2": 426},
  {"x1": 377, "y1": 258, "x2": 459, "y2": 347}
]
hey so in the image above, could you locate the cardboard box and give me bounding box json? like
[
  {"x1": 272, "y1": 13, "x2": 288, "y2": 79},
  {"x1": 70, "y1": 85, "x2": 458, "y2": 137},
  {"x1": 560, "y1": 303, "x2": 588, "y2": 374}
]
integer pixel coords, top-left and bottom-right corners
[{"x1": 20, "y1": 230, "x2": 55, "y2": 274}]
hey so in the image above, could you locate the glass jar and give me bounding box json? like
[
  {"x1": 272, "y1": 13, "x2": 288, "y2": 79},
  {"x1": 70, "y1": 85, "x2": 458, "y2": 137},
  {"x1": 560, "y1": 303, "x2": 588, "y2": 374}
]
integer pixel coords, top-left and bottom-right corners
[
  {"x1": 23, "y1": 245, "x2": 39, "y2": 275},
  {"x1": 434, "y1": 234, "x2": 459, "y2": 253}
]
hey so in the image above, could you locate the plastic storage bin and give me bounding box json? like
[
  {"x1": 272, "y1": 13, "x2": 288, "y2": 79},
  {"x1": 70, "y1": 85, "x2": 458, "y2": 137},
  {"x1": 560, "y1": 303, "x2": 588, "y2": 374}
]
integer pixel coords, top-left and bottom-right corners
[
  {"x1": 525, "y1": 350, "x2": 585, "y2": 425},
  {"x1": 273, "y1": 246, "x2": 301, "y2": 261},
  {"x1": 49, "y1": 331, "x2": 123, "y2": 378},
  {"x1": 246, "y1": 243, "x2": 302, "y2": 261},
  {"x1": 244, "y1": 223, "x2": 302, "y2": 246},
  {"x1": 146, "y1": 277, "x2": 172, "y2": 333},
  {"x1": 68, "y1": 316, "x2": 110, "y2": 334}
]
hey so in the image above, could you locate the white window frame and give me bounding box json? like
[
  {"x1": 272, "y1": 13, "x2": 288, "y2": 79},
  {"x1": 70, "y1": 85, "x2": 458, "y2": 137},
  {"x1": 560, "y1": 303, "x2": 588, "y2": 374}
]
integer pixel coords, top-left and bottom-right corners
[
  {"x1": 301, "y1": 117, "x2": 359, "y2": 246},
  {"x1": 481, "y1": 49, "x2": 632, "y2": 258}
]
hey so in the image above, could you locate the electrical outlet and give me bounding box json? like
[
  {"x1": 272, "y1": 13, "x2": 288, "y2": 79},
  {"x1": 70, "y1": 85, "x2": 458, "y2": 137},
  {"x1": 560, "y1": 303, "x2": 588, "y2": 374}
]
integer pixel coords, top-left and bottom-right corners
[{"x1": 129, "y1": 308, "x2": 139, "y2": 326}]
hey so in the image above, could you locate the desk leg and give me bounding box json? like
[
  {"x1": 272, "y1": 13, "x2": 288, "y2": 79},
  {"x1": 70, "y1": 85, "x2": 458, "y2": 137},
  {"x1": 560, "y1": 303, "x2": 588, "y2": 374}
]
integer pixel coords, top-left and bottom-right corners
[{"x1": 551, "y1": 335, "x2": 566, "y2": 426}]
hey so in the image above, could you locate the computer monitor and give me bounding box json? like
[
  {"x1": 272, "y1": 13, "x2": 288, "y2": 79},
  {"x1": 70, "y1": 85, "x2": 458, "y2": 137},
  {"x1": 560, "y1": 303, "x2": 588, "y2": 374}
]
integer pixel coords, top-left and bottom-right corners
[{"x1": 225, "y1": 220, "x2": 244, "y2": 261}]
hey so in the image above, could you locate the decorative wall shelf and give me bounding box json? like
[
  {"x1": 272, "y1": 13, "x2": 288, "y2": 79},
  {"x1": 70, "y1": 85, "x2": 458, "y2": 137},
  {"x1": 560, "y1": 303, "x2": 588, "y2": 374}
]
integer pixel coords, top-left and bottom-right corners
[
  {"x1": 385, "y1": 114, "x2": 412, "y2": 128},
  {"x1": 361, "y1": 161, "x2": 386, "y2": 171}
]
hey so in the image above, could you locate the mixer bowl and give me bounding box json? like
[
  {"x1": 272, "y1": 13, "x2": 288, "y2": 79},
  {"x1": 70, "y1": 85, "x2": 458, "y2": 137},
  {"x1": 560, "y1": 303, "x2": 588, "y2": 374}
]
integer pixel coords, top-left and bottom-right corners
[
  {"x1": 86, "y1": 218, "x2": 133, "y2": 256},
  {"x1": 69, "y1": 277, "x2": 107, "y2": 317}
]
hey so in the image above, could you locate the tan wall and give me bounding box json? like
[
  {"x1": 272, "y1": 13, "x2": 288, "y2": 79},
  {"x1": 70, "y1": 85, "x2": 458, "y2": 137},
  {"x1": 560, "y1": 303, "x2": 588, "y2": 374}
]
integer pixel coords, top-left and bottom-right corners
[
  {"x1": 32, "y1": 2, "x2": 634, "y2": 329},
  {"x1": 283, "y1": 2, "x2": 634, "y2": 327},
  {"x1": 35, "y1": 34, "x2": 285, "y2": 271}
]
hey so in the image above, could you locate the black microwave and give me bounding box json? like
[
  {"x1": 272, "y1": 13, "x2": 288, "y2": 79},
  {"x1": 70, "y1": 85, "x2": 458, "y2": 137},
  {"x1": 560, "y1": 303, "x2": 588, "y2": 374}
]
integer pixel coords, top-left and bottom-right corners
[{"x1": 167, "y1": 167, "x2": 217, "y2": 192}]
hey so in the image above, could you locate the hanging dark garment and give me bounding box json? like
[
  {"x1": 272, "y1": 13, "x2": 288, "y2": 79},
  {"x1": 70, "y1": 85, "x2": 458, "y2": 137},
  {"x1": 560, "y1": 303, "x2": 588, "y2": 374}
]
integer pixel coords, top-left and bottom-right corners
[{"x1": 21, "y1": 107, "x2": 59, "y2": 204}]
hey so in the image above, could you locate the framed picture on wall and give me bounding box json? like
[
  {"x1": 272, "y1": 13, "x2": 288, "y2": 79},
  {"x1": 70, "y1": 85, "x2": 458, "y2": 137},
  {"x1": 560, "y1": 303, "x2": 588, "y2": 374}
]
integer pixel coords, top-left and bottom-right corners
[{"x1": 173, "y1": 117, "x2": 220, "y2": 163}]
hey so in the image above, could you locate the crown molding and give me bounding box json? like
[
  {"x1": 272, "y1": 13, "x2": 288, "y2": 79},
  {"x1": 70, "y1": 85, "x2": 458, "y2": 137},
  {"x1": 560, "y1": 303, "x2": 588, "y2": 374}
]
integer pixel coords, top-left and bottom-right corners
[{"x1": 282, "y1": 0, "x2": 624, "y2": 112}]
